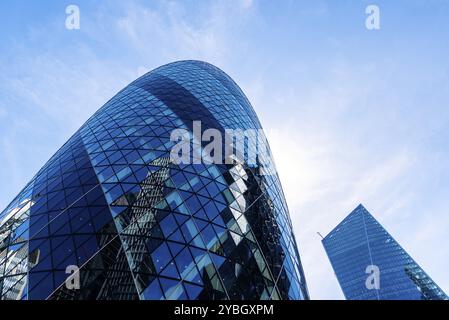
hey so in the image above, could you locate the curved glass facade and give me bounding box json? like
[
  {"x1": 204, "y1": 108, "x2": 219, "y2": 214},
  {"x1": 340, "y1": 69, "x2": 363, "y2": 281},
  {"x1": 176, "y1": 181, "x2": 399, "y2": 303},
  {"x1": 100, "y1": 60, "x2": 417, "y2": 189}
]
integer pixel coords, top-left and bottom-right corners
[{"x1": 0, "y1": 60, "x2": 308, "y2": 300}]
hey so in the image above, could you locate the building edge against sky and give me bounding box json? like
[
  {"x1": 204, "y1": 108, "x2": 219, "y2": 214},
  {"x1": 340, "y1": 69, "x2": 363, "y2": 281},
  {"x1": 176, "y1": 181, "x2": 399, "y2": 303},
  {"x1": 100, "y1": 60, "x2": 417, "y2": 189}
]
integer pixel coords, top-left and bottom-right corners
[
  {"x1": 0, "y1": 60, "x2": 309, "y2": 300},
  {"x1": 322, "y1": 204, "x2": 448, "y2": 300}
]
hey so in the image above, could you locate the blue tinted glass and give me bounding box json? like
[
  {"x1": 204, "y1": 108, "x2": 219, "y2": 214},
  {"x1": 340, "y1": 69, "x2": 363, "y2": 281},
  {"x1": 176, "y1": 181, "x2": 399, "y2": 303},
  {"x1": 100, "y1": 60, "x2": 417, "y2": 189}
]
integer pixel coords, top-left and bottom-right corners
[
  {"x1": 323, "y1": 205, "x2": 448, "y2": 300},
  {"x1": 0, "y1": 61, "x2": 309, "y2": 300}
]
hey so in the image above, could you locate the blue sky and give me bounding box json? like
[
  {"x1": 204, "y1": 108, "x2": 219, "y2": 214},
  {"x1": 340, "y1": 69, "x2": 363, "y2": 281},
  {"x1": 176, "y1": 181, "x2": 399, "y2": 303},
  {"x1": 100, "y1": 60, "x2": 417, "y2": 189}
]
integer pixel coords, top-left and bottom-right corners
[{"x1": 1, "y1": 0, "x2": 449, "y2": 299}]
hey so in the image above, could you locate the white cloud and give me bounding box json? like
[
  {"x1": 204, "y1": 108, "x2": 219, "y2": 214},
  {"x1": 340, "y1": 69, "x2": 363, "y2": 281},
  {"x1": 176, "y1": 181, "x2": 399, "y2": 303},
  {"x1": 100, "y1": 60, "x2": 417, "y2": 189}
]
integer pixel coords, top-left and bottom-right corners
[
  {"x1": 247, "y1": 57, "x2": 443, "y2": 298},
  {"x1": 266, "y1": 121, "x2": 417, "y2": 298},
  {"x1": 0, "y1": 106, "x2": 6, "y2": 119},
  {"x1": 112, "y1": 1, "x2": 250, "y2": 67},
  {"x1": 240, "y1": 0, "x2": 254, "y2": 9},
  {"x1": 0, "y1": 0, "x2": 257, "y2": 208},
  {"x1": 2, "y1": 0, "x2": 448, "y2": 300},
  {"x1": 136, "y1": 66, "x2": 150, "y2": 77}
]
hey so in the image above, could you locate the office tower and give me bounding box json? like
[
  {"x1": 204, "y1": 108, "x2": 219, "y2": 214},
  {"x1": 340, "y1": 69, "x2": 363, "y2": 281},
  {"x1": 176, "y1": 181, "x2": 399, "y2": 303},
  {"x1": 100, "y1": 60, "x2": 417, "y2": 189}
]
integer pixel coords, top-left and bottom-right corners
[
  {"x1": 0, "y1": 61, "x2": 308, "y2": 300},
  {"x1": 322, "y1": 204, "x2": 447, "y2": 300}
]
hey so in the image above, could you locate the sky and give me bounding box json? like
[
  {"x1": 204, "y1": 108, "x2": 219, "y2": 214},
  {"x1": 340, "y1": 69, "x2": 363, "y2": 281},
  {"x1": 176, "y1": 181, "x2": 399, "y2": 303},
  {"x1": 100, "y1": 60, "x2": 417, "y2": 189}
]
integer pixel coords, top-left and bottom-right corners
[{"x1": 1, "y1": 0, "x2": 449, "y2": 299}]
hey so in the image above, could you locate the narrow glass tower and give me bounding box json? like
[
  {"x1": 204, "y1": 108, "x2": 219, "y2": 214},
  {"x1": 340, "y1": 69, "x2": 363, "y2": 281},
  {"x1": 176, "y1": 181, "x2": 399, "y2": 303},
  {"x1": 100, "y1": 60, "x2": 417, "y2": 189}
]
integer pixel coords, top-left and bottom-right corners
[
  {"x1": 0, "y1": 61, "x2": 308, "y2": 300},
  {"x1": 322, "y1": 204, "x2": 447, "y2": 300}
]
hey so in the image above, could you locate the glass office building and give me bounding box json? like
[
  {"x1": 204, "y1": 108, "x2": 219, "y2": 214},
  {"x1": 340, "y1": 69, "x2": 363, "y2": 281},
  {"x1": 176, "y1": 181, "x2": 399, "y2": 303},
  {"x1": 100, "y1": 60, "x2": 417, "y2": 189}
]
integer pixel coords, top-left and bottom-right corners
[
  {"x1": 0, "y1": 60, "x2": 309, "y2": 300},
  {"x1": 322, "y1": 204, "x2": 448, "y2": 300}
]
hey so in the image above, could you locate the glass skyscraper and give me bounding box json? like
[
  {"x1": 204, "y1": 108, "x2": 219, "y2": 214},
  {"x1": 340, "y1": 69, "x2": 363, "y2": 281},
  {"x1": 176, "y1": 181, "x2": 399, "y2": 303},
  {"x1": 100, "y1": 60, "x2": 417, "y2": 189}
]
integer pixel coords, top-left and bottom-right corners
[
  {"x1": 322, "y1": 204, "x2": 447, "y2": 300},
  {"x1": 0, "y1": 60, "x2": 309, "y2": 300}
]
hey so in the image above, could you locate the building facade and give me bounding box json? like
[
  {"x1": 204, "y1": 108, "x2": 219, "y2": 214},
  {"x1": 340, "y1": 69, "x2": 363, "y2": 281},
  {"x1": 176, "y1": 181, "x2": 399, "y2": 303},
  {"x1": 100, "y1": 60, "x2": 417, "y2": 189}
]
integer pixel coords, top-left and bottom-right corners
[
  {"x1": 322, "y1": 204, "x2": 447, "y2": 300},
  {"x1": 0, "y1": 60, "x2": 309, "y2": 300}
]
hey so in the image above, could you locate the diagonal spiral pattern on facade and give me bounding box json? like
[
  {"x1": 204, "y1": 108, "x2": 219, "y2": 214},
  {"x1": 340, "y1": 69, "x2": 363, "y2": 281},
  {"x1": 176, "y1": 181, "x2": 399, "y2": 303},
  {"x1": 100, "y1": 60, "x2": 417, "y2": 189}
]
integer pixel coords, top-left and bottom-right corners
[{"x1": 0, "y1": 60, "x2": 309, "y2": 300}]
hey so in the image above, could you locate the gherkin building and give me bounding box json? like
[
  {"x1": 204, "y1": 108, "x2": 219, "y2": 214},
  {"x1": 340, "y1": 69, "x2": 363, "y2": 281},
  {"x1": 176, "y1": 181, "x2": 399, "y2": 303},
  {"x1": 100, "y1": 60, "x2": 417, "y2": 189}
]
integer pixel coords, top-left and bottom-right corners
[{"x1": 0, "y1": 61, "x2": 309, "y2": 300}]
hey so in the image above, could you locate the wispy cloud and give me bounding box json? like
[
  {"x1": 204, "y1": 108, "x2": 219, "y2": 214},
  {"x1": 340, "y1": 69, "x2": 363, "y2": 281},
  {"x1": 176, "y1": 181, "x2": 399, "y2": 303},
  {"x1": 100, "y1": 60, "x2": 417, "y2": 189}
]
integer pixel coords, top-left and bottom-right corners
[
  {"x1": 0, "y1": 105, "x2": 6, "y2": 119},
  {"x1": 1, "y1": 0, "x2": 449, "y2": 299},
  {"x1": 249, "y1": 49, "x2": 449, "y2": 297},
  {"x1": 0, "y1": 0, "x2": 258, "y2": 203}
]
